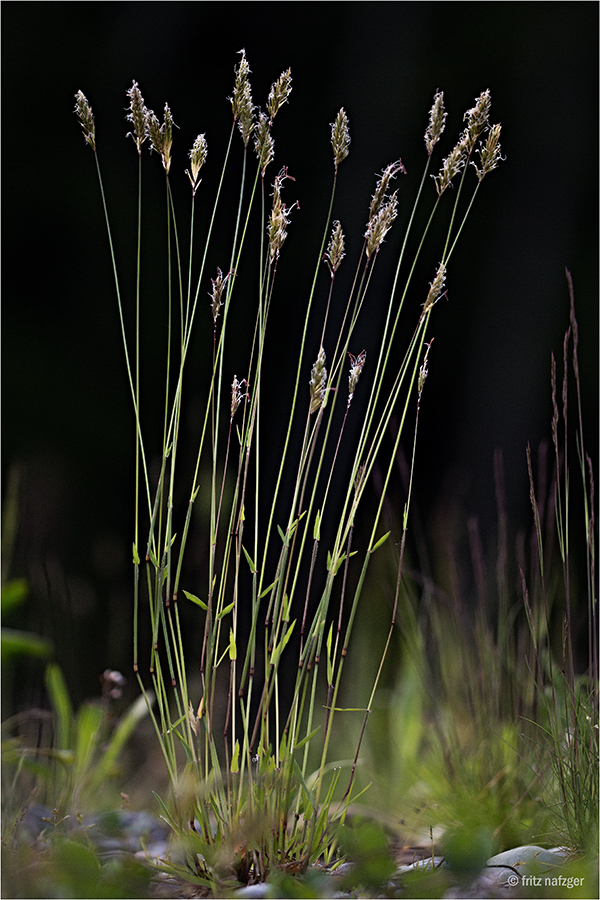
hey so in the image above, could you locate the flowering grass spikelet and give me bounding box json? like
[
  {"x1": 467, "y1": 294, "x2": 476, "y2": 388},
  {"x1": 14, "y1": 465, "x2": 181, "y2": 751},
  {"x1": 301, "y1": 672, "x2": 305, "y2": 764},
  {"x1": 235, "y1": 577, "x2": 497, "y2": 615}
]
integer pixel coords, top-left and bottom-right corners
[
  {"x1": 309, "y1": 346, "x2": 327, "y2": 415},
  {"x1": 126, "y1": 80, "x2": 148, "y2": 155},
  {"x1": 365, "y1": 192, "x2": 398, "y2": 259},
  {"x1": 268, "y1": 167, "x2": 296, "y2": 263},
  {"x1": 422, "y1": 263, "x2": 447, "y2": 316},
  {"x1": 231, "y1": 375, "x2": 248, "y2": 421},
  {"x1": 474, "y1": 123, "x2": 503, "y2": 181},
  {"x1": 464, "y1": 89, "x2": 491, "y2": 153},
  {"x1": 267, "y1": 68, "x2": 292, "y2": 122},
  {"x1": 209, "y1": 267, "x2": 232, "y2": 324},
  {"x1": 331, "y1": 108, "x2": 350, "y2": 169},
  {"x1": 369, "y1": 160, "x2": 406, "y2": 223},
  {"x1": 324, "y1": 221, "x2": 345, "y2": 277},
  {"x1": 148, "y1": 103, "x2": 176, "y2": 175},
  {"x1": 186, "y1": 134, "x2": 208, "y2": 193},
  {"x1": 348, "y1": 350, "x2": 366, "y2": 405},
  {"x1": 74, "y1": 91, "x2": 96, "y2": 150},
  {"x1": 433, "y1": 138, "x2": 467, "y2": 195},
  {"x1": 230, "y1": 49, "x2": 254, "y2": 146},
  {"x1": 425, "y1": 90, "x2": 446, "y2": 156},
  {"x1": 254, "y1": 112, "x2": 274, "y2": 175}
]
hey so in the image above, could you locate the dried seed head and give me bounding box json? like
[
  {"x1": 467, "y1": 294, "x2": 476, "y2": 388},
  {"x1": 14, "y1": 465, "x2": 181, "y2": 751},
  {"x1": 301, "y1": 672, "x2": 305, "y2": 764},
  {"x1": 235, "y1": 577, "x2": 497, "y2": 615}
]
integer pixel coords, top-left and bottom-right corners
[
  {"x1": 309, "y1": 346, "x2": 328, "y2": 415},
  {"x1": 464, "y1": 89, "x2": 491, "y2": 153},
  {"x1": 422, "y1": 263, "x2": 446, "y2": 316},
  {"x1": 433, "y1": 136, "x2": 467, "y2": 195},
  {"x1": 267, "y1": 68, "x2": 292, "y2": 121},
  {"x1": 74, "y1": 91, "x2": 96, "y2": 150},
  {"x1": 231, "y1": 375, "x2": 248, "y2": 420},
  {"x1": 187, "y1": 134, "x2": 208, "y2": 193},
  {"x1": 125, "y1": 80, "x2": 148, "y2": 155},
  {"x1": 348, "y1": 350, "x2": 367, "y2": 405},
  {"x1": 331, "y1": 108, "x2": 350, "y2": 169},
  {"x1": 268, "y1": 167, "x2": 297, "y2": 263},
  {"x1": 209, "y1": 267, "x2": 233, "y2": 324},
  {"x1": 425, "y1": 91, "x2": 446, "y2": 156},
  {"x1": 323, "y1": 221, "x2": 345, "y2": 277},
  {"x1": 254, "y1": 111, "x2": 275, "y2": 175},
  {"x1": 230, "y1": 49, "x2": 254, "y2": 145},
  {"x1": 365, "y1": 192, "x2": 398, "y2": 259},
  {"x1": 369, "y1": 160, "x2": 406, "y2": 223},
  {"x1": 473, "y1": 122, "x2": 503, "y2": 181}
]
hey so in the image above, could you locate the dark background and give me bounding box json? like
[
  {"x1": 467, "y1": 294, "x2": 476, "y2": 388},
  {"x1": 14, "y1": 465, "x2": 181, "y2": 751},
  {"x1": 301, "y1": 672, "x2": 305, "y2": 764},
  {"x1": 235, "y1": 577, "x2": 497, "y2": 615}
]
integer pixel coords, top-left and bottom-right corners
[{"x1": 3, "y1": 2, "x2": 598, "y2": 710}]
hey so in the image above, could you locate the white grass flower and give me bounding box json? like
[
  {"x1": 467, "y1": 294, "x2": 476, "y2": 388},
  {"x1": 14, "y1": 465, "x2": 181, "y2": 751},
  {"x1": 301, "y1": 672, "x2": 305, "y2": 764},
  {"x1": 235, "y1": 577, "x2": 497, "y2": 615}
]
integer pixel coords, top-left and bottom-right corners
[{"x1": 74, "y1": 91, "x2": 96, "y2": 150}]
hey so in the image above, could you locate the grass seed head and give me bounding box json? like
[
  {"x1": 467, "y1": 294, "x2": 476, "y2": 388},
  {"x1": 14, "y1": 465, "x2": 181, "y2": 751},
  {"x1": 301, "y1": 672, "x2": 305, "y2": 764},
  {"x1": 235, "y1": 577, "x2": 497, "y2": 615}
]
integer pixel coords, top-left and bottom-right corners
[
  {"x1": 160, "y1": 103, "x2": 175, "y2": 174},
  {"x1": 433, "y1": 137, "x2": 467, "y2": 195},
  {"x1": 365, "y1": 192, "x2": 398, "y2": 259},
  {"x1": 369, "y1": 160, "x2": 406, "y2": 223},
  {"x1": 267, "y1": 68, "x2": 292, "y2": 122},
  {"x1": 209, "y1": 267, "x2": 232, "y2": 324},
  {"x1": 309, "y1": 347, "x2": 328, "y2": 415},
  {"x1": 324, "y1": 221, "x2": 345, "y2": 277},
  {"x1": 254, "y1": 112, "x2": 275, "y2": 175},
  {"x1": 74, "y1": 91, "x2": 96, "y2": 150},
  {"x1": 425, "y1": 90, "x2": 447, "y2": 156},
  {"x1": 331, "y1": 108, "x2": 350, "y2": 169},
  {"x1": 230, "y1": 49, "x2": 254, "y2": 146},
  {"x1": 473, "y1": 123, "x2": 503, "y2": 181},
  {"x1": 422, "y1": 263, "x2": 447, "y2": 315},
  {"x1": 231, "y1": 375, "x2": 248, "y2": 420},
  {"x1": 348, "y1": 350, "x2": 367, "y2": 403},
  {"x1": 148, "y1": 104, "x2": 176, "y2": 174},
  {"x1": 125, "y1": 80, "x2": 149, "y2": 155},
  {"x1": 187, "y1": 134, "x2": 208, "y2": 193},
  {"x1": 268, "y1": 168, "x2": 296, "y2": 263},
  {"x1": 464, "y1": 89, "x2": 491, "y2": 153}
]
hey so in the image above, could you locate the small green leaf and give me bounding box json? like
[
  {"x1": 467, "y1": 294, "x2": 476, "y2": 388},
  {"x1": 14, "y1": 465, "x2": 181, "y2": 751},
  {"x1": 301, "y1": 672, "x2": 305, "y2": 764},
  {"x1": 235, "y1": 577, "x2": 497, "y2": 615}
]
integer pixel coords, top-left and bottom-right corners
[
  {"x1": 153, "y1": 791, "x2": 178, "y2": 831},
  {"x1": 231, "y1": 739, "x2": 240, "y2": 773},
  {"x1": 132, "y1": 543, "x2": 141, "y2": 565},
  {"x1": 259, "y1": 577, "x2": 279, "y2": 599},
  {"x1": 326, "y1": 622, "x2": 334, "y2": 685},
  {"x1": 370, "y1": 531, "x2": 390, "y2": 553},
  {"x1": 216, "y1": 601, "x2": 235, "y2": 620},
  {"x1": 293, "y1": 725, "x2": 321, "y2": 750},
  {"x1": 277, "y1": 524, "x2": 286, "y2": 543},
  {"x1": 182, "y1": 590, "x2": 208, "y2": 611},
  {"x1": 229, "y1": 628, "x2": 237, "y2": 660},
  {"x1": 242, "y1": 545, "x2": 256, "y2": 573},
  {"x1": 313, "y1": 510, "x2": 321, "y2": 541}
]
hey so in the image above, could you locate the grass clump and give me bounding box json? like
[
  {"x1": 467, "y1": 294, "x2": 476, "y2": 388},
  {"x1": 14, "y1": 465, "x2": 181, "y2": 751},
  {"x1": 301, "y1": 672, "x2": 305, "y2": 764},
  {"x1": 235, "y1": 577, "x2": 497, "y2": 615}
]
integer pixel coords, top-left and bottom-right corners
[{"x1": 72, "y1": 54, "x2": 503, "y2": 890}]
